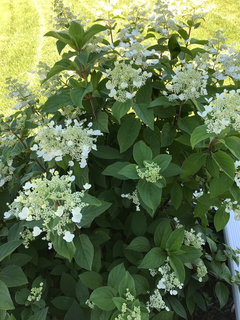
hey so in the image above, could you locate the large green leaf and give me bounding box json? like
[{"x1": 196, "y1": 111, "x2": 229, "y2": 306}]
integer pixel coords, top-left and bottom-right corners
[
  {"x1": 190, "y1": 125, "x2": 211, "y2": 148},
  {"x1": 166, "y1": 228, "x2": 184, "y2": 252},
  {"x1": 0, "y1": 241, "x2": 22, "y2": 263},
  {"x1": 0, "y1": 265, "x2": 28, "y2": 287},
  {"x1": 80, "y1": 271, "x2": 103, "y2": 290},
  {"x1": 0, "y1": 280, "x2": 14, "y2": 310},
  {"x1": 154, "y1": 219, "x2": 172, "y2": 248},
  {"x1": 180, "y1": 153, "x2": 206, "y2": 179},
  {"x1": 126, "y1": 236, "x2": 151, "y2": 252},
  {"x1": 212, "y1": 150, "x2": 235, "y2": 180},
  {"x1": 69, "y1": 21, "x2": 84, "y2": 50},
  {"x1": 169, "y1": 256, "x2": 185, "y2": 283},
  {"x1": 133, "y1": 103, "x2": 154, "y2": 130},
  {"x1": 108, "y1": 264, "x2": 126, "y2": 291},
  {"x1": 215, "y1": 282, "x2": 229, "y2": 308},
  {"x1": 214, "y1": 207, "x2": 229, "y2": 232},
  {"x1": 90, "y1": 286, "x2": 116, "y2": 311},
  {"x1": 139, "y1": 248, "x2": 166, "y2": 269},
  {"x1": 133, "y1": 141, "x2": 152, "y2": 166},
  {"x1": 117, "y1": 117, "x2": 141, "y2": 153},
  {"x1": 112, "y1": 100, "x2": 132, "y2": 122},
  {"x1": 74, "y1": 234, "x2": 94, "y2": 270},
  {"x1": 137, "y1": 180, "x2": 162, "y2": 216},
  {"x1": 52, "y1": 235, "x2": 76, "y2": 262}
]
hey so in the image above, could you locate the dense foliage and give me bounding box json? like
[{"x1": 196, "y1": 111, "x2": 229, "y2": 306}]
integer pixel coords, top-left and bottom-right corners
[{"x1": 1, "y1": 0, "x2": 240, "y2": 319}]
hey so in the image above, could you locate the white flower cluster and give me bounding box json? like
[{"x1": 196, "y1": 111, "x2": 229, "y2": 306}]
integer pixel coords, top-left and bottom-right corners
[
  {"x1": 114, "y1": 289, "x2": 141, "y2": 320},
  {"x1": 51, "y1": 0, "x2": 81, "y2": 29},
  {"x1": 166, "y1": 64, "x2": 208, "y2": 101},
  {"x1": 146, "y1": 289, "x2": 169, "y2": 312},
  {"x1": 136, "y1": 161, "x2": 162, "y2": 183},
  {"x1": 118, "y1": 41, "x2": 159, "y2": 67},
  {"x1": 235, "y1": 161, "x2": 240, "y2": 188},
  {"x1": 32, "y1": 119, "x2": 102, "y2": 168},
  {"x1": 0, "y1": 158, "x2": 15, "y2": 188},
  {"x1": 184, "y1": 228, "x2": 205, "y2": 249},
  {"x1": 157, "y1": 259, "x2": 183, "y2": 295},
  {"x1": 224, "y1": 198, "x2": 240, "y2": 221},
  {"x1": 174, "y1": 218, "x2": 205, "y2": 250},
  {"x1": 5, "y1": 77, "x2": 38, "y2": 110},
  {"x1": 27, "y1": 282, "x2": 44, "y2": 302},
  {"x1": 121, "y1": 190, "x2": 140, "y2": 211},
  {"x1": 196, "y1": 260, "x2": 207, "y2": 282},
  {"x1": 198, "y1": 90, "x2": 240, "y2": 134},
  {"x1": 215, "y1": 47, "x2": 240, "y2": 81},
  {"x1": 4, "y1": 170, "x2": 91, "y2": 244},
  {"x1": 106, "y1": 61, "x2": 152, "y2": 102}
]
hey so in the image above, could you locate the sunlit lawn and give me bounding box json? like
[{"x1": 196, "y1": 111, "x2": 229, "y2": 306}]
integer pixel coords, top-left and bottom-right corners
[{"x1": 0, "y1": 0, "x2": 240, "y2": 113}]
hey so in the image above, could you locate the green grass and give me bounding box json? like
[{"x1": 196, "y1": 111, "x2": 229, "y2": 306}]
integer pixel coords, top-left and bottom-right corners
[{"x1": 0, "y1": 0, "x2": 240, "y2": 113}]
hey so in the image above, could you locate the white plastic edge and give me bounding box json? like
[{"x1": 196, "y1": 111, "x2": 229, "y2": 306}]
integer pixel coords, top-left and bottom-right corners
[{"x1": 224, "y1": 210, "x2": 240, "y2": 320}]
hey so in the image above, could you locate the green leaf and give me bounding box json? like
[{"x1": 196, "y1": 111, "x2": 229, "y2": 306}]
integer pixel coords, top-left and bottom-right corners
[
  {"x1": 93, "y1": 111, "x2": 109, "y2": 133},
  {"x1": 82, "y1": 24, "x2": 107, "y2": 46},
  {"x1": 132, "y1": 274, "x2": 149, "y2": 295},
  {"x1": 118, "y1": 164, "x2": 138, "y2": 179},
  {"x1": 60, "y1": 273, "x2": 76, "y2": 297},
  {"x1": 126, "y1": 237, "x2": 151, "y2": 252},
  {"x1": 168, "y1": 34, "x2": 181, "y2": 59},
  {"x1": 108, "y1": 264, "x2": 126, "y2": 291},
  {"x1": 102, "y1": 162, "x2": 131, "y2": 180},
  {"x1": 0, "y1": 265, "x2": 28, "y2": 287},
  {"x1": 152, "y1": 311, "x2": 174, "y2": 320},
  {"x1": 135, "y1": 84, "x2": 152, "y2": 104},
  {"x1": 51, "y1": 235, "x2": 76, "y2": 262},
  {"x1": 70, "y1": 87, "x2": 85, "y2": 108},
  {"x1": 90, "y1": 286, "x2": 116, "y2": 311},
  {"x1": 74, "y1": 234, "x2": 94, "y2": 270},
  {"x1": 163, "y1": 163, "x2": 182, "y2": 177},
  {"x1": 178, "y1": 246, "x2": 202, "y2": 263},
  {"x1": 224, "y1": 136, "x2": 240, "y2": 159},
  {"x1": 190, "y1": 125, "x2": 211, "y2": 148},
  {"x1": 45, "y1": 59, "x2": 76, "y2": 81},
  {"x1": 112, "y1": 297, "x2": 126, "y2": 312},
  {"x1": 92, "y1": 146, "x2": 121, "y2": 159},
  {"x1": 169, "y1": 256, "x2": 185, "y2": 283},
  {"x1": 81, "y1": 200, "x2": 111, "y2": 227},
  {"x1": 0, "y1": 241, "x2": 22, "y2": 262},
  {"x1": 137, "y1": 180, "x2": 162, "y2": 217},
  {"x1": 117, "y1": 117, "x2": 141, "y2": 153},
  {"x1": 0, "y1": 280, "x2": 14, "y2": 310},
  {"x1": 215, "y1": 282, "x2": 229, "y2": 308},
  {"x1": 154, "y1": 219, "x2": 172, "y2": 248},
  {"x1": 168, "y1": 296, "x2": 187, "y2": 319},
  {"x1": 209, "y1": 174, "x2": 233, "y2": 197},
  {"x1": 112, "y1": 100, "x2": 132, "y2": 122},
  {"x1": 118, "y1": 271, "x2": 136, "y2": 297},
  {"x1": 79, "y1": 271, "x2": 103, "y2": 290},
  {"x1": 180, "y1": 153, "x2": 206, "y2": 179},
  {"x1": 133, "y1": 141, "x2": 152, "y2": 166},
  {"x1": 214, "y1": 207, "x2": 229, "y2": 232},
  {"x1": 64, "y1": 301, "x2": 83, "y2": 320},
  {"x1": 166, "y1": 228, "x2": 184, "y2": 252},
  {"x1": 133, "y1": 103, "x2": 154, "y2": 130},
  {"x1": 69, "y1": 21, "x2": 84, "y2": 50},
  {"x1": 212, "y1": 150, "x2": 235, "y2": 180},
  {"x1": 41, "y1": 90, "x2": 72, "y2": 113},
  {"x1": 153, "y1": 154, "x2": 172, "y2": 172},
  {"x1": 161, "y1": 123, "x2": 176, "y2": 147},
  {"x1": 170, "y1": 182, "x2": 183, "y2": 209},
  {"x1": 139, "y1": 248, "x2": 166, "y2": 269},
  {"x1": 52, "y1": 296, "x2": 74, "y2": 311},
  {"x1": 28, "y1": 308, "x2": 48, "y2": 320}
]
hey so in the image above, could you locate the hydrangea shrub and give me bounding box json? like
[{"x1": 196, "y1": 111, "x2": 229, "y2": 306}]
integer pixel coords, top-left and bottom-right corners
[{"x1": 1, "y1": 0, "x2": 240, "y2": 319}]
